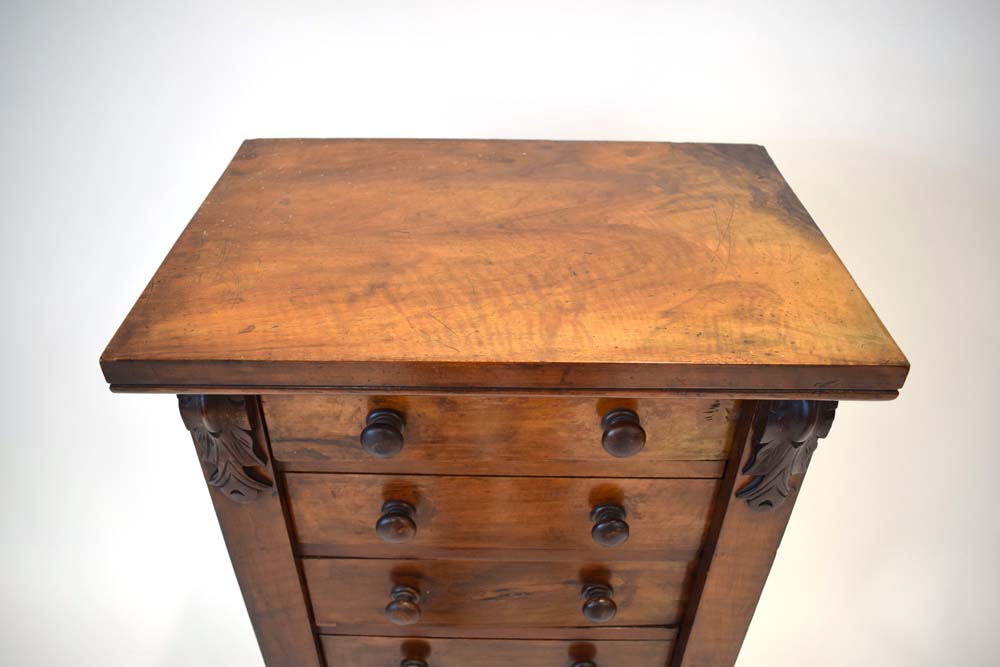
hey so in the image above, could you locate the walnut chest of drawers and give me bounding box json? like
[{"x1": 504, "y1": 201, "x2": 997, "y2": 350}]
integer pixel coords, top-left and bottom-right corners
[{"x1": 100, "y1": 139, "x2": 908, "y2": 667}]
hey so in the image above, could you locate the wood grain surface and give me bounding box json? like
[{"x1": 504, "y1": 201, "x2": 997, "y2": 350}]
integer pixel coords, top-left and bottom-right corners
[
  {"x1": 303, "y1": 557, "x2": 693, "y2": 630},
  {"x1": 286, "y1": 473, "x2": 717, "y2": 561},
  {"x1": 101, "y1": 139, "x2": 908, "y2": 393},
  {"x1": 320, "y1": 635, "x2": 673, "y2": 667},
  {"x1": 265, "y1": 394, "x2": 736, "y2": 477}
]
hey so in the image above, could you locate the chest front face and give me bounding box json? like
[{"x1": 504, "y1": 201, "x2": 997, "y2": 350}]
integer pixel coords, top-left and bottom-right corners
[{"x1": 101, "y1": 139, "x2": 907, "y2": 667}]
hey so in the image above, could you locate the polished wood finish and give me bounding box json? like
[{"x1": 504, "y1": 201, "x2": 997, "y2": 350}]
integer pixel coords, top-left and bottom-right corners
[
  {"x1": 670, "y1": 400, "x2": 835, "y2": 667},
  {"x1": 178, "y1": 395, "x2": 321, "y2": 666},
  {"x1": 320, "y1": 635, "x2": 674, "y2": 667},
  {"x1": 102, "y1": 139, "x2": 908, "y2": 667},
  {"x1": 303, "y1": 557, "x2": 694, "y2": 631},
  {"x1": 264, "y1": 395, "x2": 736, "y2": 477},
  {"x1": 285, "y1": 473, "x2": 716, "y2": 560},
  {"x1": 101, "y1": 139, "x2": 908, "y2": 393}
]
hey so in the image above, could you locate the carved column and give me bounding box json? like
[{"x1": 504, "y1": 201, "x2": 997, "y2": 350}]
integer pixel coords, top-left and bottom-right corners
[
  {"x1": 672, "y1": 399, "x2": 839, "y2": 667},
  {"x1": 737, "y1": 399, "x2": 838, "y2": 512},
  {"x1": 176, "y1": 394, "x2": 324, "y2": 666}
]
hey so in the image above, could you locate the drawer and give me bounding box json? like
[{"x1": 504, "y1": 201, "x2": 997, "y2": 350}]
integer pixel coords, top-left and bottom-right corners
[
  {"x1": 320, "y1": 635, "x2": 674, "y2": 667},
  {"x1": 286, "y1": 473, "x2": 716, "y2": 560},
  {"x1": 264, "y1": 395, "x2": 736, "y2": 477},
  {"x1": 304, "y1": 558, "x2": 692, "y2": 631}
]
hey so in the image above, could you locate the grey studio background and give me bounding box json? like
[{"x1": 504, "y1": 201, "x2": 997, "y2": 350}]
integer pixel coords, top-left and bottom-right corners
[{"x1": 1, "y1": 1, "x2": 997, "y2": 665}]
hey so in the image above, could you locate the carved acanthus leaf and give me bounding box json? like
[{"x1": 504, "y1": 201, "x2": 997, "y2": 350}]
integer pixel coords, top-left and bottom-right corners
[
  {"x1": 736, "y1": 400, "x2": 837, "y2": 512},
  {"x1": 178, "y1": 395, "x2": 273, "y2": 503}
]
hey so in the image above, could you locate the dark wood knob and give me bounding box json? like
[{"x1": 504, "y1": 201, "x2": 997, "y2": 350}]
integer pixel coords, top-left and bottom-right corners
[
  {"x1": 581, "y1": 583, "x2": 617, "y2": 624},
  {"x1": 376, "y1": 500, "x2": 417, "y2": 543},
  {"x1": 601, "y1": 409, "x2": 645, "y2": 457},
  {"x1": 591, "y1": 504, "x2": 629, "y2": 547},
  {"x1": 385, "y1": 584, "x2": 421, "y2": 625},
  {"x1": 361, "y1": 409, "x2": 406, "y2": 458}
]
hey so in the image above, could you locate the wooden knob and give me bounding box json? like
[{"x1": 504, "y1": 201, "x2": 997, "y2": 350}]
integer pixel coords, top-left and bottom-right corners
[
  {"x1": 591, "y1": 504, "x2": 629, "y2": 547},
  {"x1": 581, "y1": 583, "x2": 617, "y2": 624},
  {"x1": 376, "y1": 500, "x2": 417, "y2": 543},
  {"x1": 361, "y1": 409, "x2": 406, "y2": 458},
  {"x1": 401, "y1": 661, "x2": 427, "y2": 667},
  {"x1": 601, "y1": 409, "x2": 645, "y2": 457},
  {"x1": 385, "y1": 584, "x2": 421, "y2": 625}
]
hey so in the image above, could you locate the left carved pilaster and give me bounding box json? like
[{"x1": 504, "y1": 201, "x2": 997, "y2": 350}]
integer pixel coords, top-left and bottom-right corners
[
  {"x1": 178, "y1": 395, "x2": 273, "y2": 503},
  {"x1": 736, "y1": 400, "x2": 838, "y2": 512}
]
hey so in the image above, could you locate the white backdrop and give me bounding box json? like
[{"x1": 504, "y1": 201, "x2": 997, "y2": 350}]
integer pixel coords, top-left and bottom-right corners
[{"x1": 2, "y1": 1, "x2": 998, "y2": 665}]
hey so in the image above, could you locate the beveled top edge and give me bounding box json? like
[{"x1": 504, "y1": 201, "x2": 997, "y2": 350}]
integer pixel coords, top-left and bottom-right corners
[{"x1": 100, "y1": 357, "x2": 908, "y2": 398}]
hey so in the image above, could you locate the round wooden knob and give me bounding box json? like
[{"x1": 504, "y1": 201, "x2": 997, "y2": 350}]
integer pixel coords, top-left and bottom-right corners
[
  {"x1": 581, "y1": 584, "x2": 617, "y2": 624},
  {"x1": 361, "y1": 409, "x2": 406, "y2": 458},
  {"x1": 591, "y1": 504, "x2": 629, "y2": 547},
  {"x1": 376, "y1": 500, "x2": 417, "y2": 543},
  {"x1": 601, "y1": 409, "x2": 645, "y2": 457},
  {"x1": 385, "y1": 585, "x2": 421, "y2": 625}
]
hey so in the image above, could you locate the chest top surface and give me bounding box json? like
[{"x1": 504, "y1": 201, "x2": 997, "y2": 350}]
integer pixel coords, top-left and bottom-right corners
[{"x1": 101, "y1": 139, "x2": 907, "y2": 394}]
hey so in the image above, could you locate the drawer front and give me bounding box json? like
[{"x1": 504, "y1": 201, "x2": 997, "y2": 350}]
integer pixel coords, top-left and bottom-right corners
[
  {"x1": 321, "y1": 635, "x2": 673, "y2": 667},
  {"x1": 304, "y1": 558, "x2": 692, "y2": 630},
  {"x1": 264, "y1": 395, "x2": 736, "y2": 477},
  {"x1": 286, "y1": 473, "x2": 716, "y2": 560}
]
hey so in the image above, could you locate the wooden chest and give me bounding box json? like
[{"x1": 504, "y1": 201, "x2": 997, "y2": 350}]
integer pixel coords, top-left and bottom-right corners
[{"x1": 100, "y1": 139, "x2": 908, "y2": 666}]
